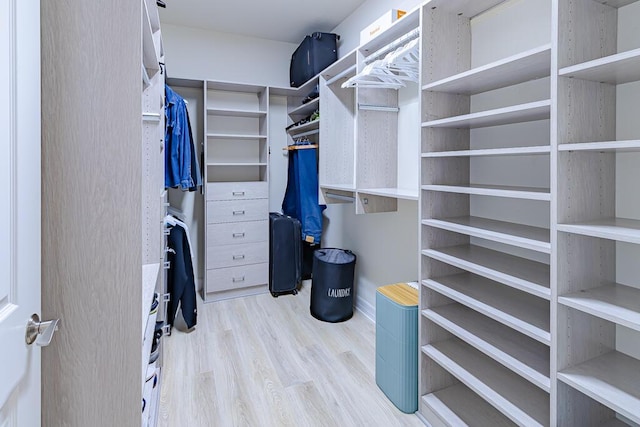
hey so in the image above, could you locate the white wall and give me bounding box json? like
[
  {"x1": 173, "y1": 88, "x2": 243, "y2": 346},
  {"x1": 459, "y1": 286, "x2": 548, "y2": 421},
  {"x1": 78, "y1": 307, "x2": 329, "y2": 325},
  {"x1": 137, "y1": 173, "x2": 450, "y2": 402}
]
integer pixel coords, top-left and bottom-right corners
[{"x1": 162, "y1": 24, "x2": 296, "y2": 87}]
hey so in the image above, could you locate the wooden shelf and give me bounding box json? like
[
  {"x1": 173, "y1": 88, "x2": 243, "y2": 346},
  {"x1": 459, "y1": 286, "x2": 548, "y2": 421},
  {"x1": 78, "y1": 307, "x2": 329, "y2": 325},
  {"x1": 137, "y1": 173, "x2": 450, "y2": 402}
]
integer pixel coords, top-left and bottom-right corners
[
  {"x1": 558, "y1": 351, "x2": 640, "y2": 425},
  {"x1": 558, "y1": 140, "x2": 640, "y2": 152},
  {"x1": 423, "y1": 145, "x2": 551, "y2": 158},
  {"x1": 423, "y1": 244, "x2": 550, "y2": 299},
  {"x1": 423, "y1": 340, "x2": 550, "y2": 426},
  {"x1": 288, "y1": 98, "x2": 319, "y2": 117},
  {"x1": 357, "y1": 187, "x2": 419, "y2": 201},
  {"x1": 206, "y1": 80, "x2": 266, "y2": 93},
  {"x1": 559, "y1": 283, "x2": 640, "y2": 332},
  {"x1": 321, "y1": 49, "x2": 357, "y2": 82},
  {"x1": 560, "y1": 48, "x2": 640, "y2": 85},
  {"x1": 286, "y1": 120, "x2": 320, "y2": 135},
  {"x1": 422, "y1": 100, "x2": 551, "y2": 129},
  {"x1": 557, "y1": 218, "x2": 640, "y2": 244},
  {"x1": 207, "y1": 108, "x2": 266, "y2": 118},
  {"x1": 206, "y1": 133, "x2": 267, "y2": 140},
  {"x1": 424, "y1": 304, "x2": 551, "y2": 391},
  {"x1": 142, "y1": 0, "x2": 159, "y2": 77},
  {"x1": 421, "y1": 384, "x2": 515, "y2": 427},
  {"x1": 423, "y1": 274, "x2": 551, "y2": 344},
  {"x1": 423, "y1": 44, "x2": 551, "y2": 94},
  {"x1": 320, "y1": 184, "x2": 356, "y2": 192},
  {"x1": 423, "y1": 216, "x2": 551, "y2": 254},
  {"x1": 422, "y1": 184, "x2": 551, "y2": 201}
]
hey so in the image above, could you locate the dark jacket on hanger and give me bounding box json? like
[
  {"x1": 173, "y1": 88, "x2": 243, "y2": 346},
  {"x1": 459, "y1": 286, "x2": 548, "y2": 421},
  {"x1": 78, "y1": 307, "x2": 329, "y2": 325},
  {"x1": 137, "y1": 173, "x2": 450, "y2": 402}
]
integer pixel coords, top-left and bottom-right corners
[{"x1": 166, "y1": 222, "x2": 197, "y2": 329}]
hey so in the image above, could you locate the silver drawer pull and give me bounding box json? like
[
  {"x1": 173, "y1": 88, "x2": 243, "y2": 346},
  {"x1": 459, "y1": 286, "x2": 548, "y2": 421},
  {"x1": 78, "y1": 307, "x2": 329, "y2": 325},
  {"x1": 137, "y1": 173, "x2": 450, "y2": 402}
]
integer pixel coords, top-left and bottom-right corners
[
  {"x1": 232, "y1": 191, "x2": 245, "y2": 196},
  {"x1": 232, "y1": 232, "x2": 245, "y2": 238},
  {"x1": 233, "y1": 210, "x2": 246, "y2": 216},
  {"x1": 232, "y1": 276, "x2": 245, "y2": 283},
  {"x1": 233, "y1": 254, "x2": 245, "y2": 260}
]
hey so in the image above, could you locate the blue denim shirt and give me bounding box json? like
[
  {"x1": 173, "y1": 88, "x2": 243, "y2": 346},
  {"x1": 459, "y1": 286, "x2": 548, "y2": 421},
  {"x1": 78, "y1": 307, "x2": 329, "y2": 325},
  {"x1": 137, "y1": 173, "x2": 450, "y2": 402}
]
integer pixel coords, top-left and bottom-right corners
[
  {"x1": 282, "y1": 146, "x2": 325, "y2": 244},
  {"x1": 165, "y1": 85, "x2": 194, "y2": 190}
]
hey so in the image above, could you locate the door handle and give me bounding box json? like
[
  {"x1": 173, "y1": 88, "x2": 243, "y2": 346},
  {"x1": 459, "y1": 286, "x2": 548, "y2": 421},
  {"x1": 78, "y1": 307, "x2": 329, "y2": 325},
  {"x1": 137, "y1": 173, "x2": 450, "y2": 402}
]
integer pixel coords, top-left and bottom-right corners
[{"x1": 25, "y1": 313, "x2": 60, "y2": 346}]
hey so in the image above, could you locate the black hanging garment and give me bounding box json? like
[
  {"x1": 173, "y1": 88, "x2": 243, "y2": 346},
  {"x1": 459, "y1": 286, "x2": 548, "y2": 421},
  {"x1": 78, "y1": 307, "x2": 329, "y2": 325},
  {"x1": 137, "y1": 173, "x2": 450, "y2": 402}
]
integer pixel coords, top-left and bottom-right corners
[{"x1": 166, "y1": 223, "x2": 197, "y2": 329}]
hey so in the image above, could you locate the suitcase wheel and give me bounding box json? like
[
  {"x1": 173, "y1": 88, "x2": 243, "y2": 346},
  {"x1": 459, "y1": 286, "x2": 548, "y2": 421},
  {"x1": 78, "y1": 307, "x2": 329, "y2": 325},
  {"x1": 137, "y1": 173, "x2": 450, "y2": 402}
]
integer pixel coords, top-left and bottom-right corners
[
  {"x1": 292, "y1": 289, "x2": 298, "y2": 295},
  {"x1": 271, "y1": 292, "x2": 278, "y2": 298}
]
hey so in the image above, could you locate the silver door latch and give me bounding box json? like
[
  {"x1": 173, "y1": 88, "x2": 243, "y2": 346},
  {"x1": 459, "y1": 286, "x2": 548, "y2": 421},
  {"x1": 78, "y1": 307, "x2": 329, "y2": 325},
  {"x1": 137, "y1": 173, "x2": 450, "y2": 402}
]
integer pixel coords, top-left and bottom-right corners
[{"x1": 25, "y1": 314, "x2": 60, "y2": 346}]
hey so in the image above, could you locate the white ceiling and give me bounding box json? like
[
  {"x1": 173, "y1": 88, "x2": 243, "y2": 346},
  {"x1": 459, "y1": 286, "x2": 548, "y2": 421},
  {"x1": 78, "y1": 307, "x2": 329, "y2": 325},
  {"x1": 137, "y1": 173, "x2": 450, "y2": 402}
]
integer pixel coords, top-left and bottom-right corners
[{"x1": 159, "y1": 0, "x2": 368, "y2": 44}]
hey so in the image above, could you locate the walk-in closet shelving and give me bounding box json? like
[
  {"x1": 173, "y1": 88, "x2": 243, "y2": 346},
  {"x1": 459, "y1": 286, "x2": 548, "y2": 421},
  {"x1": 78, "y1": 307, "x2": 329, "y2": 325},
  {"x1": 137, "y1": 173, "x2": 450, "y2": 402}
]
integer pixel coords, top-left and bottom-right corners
[
  {"x1": 555, "y1": 0, "x2": 640, "y2": 425},
  {"x1": 418, "y1": 0, "x2": 553, "y2": 424},
  {"x1": 203, "y1": 81, "x2": 270, "y2": 302},
  {"x1": 354, "y1": 6, "x2": 421, "y2": 214},
  {"x1": 141, "y1": 0, "x2": 165, "y2": 424},
  {"x1": 319, "y1": 50, "x2": 357, "y2": 204}
]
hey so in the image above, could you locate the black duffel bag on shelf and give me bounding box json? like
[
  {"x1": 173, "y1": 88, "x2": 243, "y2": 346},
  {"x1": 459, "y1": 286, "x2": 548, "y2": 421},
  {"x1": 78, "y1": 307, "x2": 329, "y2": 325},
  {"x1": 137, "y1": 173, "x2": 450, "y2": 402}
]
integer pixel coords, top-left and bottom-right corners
[{"x1": 290, "y1": 32, "x2": 340, "y2": 88}]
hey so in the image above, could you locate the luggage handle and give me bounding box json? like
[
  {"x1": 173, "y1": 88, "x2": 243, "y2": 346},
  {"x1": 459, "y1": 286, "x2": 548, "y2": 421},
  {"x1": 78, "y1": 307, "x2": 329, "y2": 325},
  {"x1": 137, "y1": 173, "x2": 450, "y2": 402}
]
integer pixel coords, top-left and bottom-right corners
[
  {"x1": 233, "y1": 210, "x2": 246, "y2": 216},
  {"x1": 232, "y1": 191, "x2": 245, "y2": 196},
  {"x1": 232, "y1": 232, "x2": 245, "y2": 238},
  {"x1": 232, "y1": 276, "x2": 245, "y2": 283},
  {"x1": 233, "y1": 254, "x2": 245, "y2": 260}
]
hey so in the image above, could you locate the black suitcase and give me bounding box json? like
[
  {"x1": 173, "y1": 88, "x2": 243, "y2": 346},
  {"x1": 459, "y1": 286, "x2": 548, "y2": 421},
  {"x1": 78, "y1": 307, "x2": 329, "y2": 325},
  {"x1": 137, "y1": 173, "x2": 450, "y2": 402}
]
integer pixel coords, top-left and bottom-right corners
[
  {"x1": 290, "y1": 32, "x2": 339, "y2": 88},
  {"x1": 269, "y1": 212, "x2": 302, "y2": 297}
]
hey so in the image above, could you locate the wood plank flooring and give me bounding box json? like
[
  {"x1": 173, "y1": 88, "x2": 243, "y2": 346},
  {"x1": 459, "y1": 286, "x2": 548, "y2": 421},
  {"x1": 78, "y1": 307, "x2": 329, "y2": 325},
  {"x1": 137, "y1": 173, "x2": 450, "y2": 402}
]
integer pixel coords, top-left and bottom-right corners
[{"x1": 158, "y1": 282, "x2": 424, "y2": 426}]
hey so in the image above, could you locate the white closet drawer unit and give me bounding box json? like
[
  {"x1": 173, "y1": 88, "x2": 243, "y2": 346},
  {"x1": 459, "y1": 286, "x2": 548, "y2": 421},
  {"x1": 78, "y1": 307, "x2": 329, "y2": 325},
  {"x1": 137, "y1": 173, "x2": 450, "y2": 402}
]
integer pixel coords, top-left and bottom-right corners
[
  {"x1": 206, "y1": 241, "x2": 268, "y2": 269},
  {"x1": 206, "y1": 262, "x2": 268, "y2": 293},
  {"x1": 206, "y1": 199, "x2": 268, "y2": 224},
  {"x1": 207, "y1": 220, "x2": 268, "y2": 246},
  {"x1": 206, "y1": 181, "x2": 268, "y2": 201}
]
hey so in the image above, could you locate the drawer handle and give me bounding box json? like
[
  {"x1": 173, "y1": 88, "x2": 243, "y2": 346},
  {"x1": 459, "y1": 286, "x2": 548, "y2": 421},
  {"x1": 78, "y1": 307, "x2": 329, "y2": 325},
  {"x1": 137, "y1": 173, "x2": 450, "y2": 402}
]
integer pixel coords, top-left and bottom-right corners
[
  {"x1": 233, "y1": 210, "x2": 246, "y2": 216},
  {"x1": 233, "y1": 254, "x2": 245, "y2": 260},
  {"x1": 232, "y1": 276, "x2": 245, "y2": 283},
  {"x1": 232, "y1": 232, "x2": 245, "y2": 238},
  {"x1": 232, "y1": 191, "x2": 245, "y2": 196}
]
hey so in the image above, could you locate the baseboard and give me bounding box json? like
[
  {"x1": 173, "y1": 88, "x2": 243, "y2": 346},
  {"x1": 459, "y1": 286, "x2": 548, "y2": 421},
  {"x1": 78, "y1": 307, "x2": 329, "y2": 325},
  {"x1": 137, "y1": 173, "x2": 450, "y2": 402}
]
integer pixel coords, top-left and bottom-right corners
[{"x1": 355, "y1": 295, "x2": 375, "y2": 323}]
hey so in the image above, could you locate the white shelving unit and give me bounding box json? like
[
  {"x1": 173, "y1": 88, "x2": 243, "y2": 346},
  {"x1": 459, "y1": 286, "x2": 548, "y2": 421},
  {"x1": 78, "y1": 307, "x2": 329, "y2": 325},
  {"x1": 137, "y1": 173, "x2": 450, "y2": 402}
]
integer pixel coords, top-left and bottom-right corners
[
  {"x1": 319, "y1": 50, "x2": 357, "y2": 205},
  {"x1": 424, "y1": 304, "x2": 551, "y2": 391},
  {"x1": 421, "y1": 383, "x2": 516, "y2": 427},
  {"x1": 418, "y1": 0, "x2": 553, "y2": 424},
  {"x1": 423, "y1": 339, "x2": 549, "y2": 427},
  {"x1": 555, "y1": 0, "x2": 640, "y2": 424},
  {"x1": 203, "y1": 81, "x2": 270, "y2": 302},
  {"x1": 141, "y1": 0, "x2": 165, "y2": 425}
]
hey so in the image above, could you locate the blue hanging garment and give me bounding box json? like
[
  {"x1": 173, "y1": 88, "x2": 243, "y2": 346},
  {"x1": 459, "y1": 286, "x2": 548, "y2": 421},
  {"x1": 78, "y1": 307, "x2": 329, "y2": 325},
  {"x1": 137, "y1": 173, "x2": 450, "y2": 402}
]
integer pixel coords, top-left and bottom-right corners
[
  {"x1": 282, "y1": 146, "x2": 325, "y2": 244},
  {"x1": 165, "y1": 84, "x2": 201, "y2": 191}
]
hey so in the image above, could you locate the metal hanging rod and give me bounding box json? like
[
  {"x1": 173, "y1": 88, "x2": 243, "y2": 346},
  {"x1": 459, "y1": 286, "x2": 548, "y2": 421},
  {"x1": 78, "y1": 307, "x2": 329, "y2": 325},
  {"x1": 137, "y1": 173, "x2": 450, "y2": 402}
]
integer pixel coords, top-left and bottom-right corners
[
  {"x1": 358, "y1": 104, "x2": 400, "y2": 112},
  {"x1": 363, "y1": 28, "x2": 420, "y2": 65},
  {"x1": 325, "y1": 192, "x2": 355, "y2": 202},
  {"x1": 325, "y1": 64, "x2": 358, "y2": 86}
]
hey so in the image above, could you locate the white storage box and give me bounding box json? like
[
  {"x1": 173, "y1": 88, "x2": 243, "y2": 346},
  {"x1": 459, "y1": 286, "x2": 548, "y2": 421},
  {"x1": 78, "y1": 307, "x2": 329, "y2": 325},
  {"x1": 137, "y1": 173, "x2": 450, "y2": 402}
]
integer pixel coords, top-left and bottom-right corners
[{"x1": 360, "y1": 9, "x2": 406, "y2": 45}]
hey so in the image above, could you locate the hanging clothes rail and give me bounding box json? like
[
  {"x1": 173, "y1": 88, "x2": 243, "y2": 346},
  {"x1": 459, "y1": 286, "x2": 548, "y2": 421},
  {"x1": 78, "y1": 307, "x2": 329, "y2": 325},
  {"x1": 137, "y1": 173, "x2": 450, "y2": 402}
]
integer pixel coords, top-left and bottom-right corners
[
  {"x1": 363, "y1": 28, "x2": 420, "y2": 65},
  {"x1": 283, "y1": 144, "x2": 319, "y2": 151},
  {"x1": 342, "y1": 29, "x2": 420, "y2": 90}
]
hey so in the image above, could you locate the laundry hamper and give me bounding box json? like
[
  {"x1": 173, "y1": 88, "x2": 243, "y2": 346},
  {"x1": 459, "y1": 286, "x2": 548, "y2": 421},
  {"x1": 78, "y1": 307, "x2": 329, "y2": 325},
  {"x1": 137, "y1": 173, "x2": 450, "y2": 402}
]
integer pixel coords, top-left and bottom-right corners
[
  {"x1": 310, "y1": 248, "x2": 356, "y2": 322},
  {"x1": 375, "y1": 283, "x2": 418, "y2": 413}
]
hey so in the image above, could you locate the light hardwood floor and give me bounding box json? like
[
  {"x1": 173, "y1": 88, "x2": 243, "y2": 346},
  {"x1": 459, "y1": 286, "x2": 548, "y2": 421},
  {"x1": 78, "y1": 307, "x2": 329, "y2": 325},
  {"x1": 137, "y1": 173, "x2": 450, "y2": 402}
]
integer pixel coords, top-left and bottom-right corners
[{"x1": 158, "y1": 281, "x2": 425, "y2": 426}]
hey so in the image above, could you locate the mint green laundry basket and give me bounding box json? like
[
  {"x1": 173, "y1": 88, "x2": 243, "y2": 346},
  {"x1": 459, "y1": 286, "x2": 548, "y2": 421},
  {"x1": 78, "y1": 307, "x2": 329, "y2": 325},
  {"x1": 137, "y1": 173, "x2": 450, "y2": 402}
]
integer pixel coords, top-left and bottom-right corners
[{"x1": 375, "y1": 283, "x2": 418, "y2": 413}]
